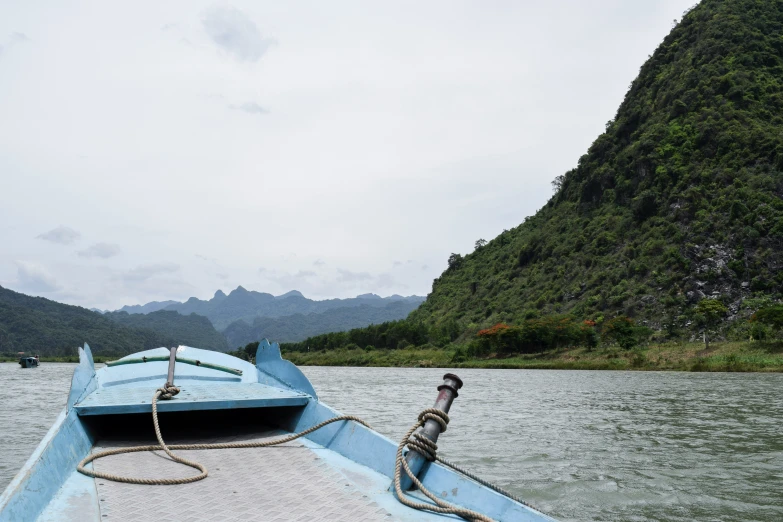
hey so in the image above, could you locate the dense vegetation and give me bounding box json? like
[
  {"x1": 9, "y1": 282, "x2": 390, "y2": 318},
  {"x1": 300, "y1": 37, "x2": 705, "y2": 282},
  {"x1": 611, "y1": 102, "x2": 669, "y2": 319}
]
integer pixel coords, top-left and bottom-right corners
[
  {"x1": 281, "y1": 319, "x2": 431, "y2": 352},
  {"x1": 104, "y1": 310, "x2": 229, "y2": 352},
  {"x1": 284, "y1": 0, "x2": 783, "y2": 361},
  {"x1": 0, "y1": 286, "x2": 171, "y2": 356},
  {"x1": 282, "y1": 341, "x2": 783, "y2": 372},
  {"x1": 280, "y1": 314, "x2": 655, "y2": 354},
  {"x1": 223, "y1": 300, "x2": 423, "y2": 347}
]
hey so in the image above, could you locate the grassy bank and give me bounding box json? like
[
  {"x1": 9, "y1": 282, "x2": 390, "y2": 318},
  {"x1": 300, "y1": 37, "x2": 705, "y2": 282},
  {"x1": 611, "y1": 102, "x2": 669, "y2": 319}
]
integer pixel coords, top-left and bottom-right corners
[
  {"x1": 4, "y1": 342, "x2": 781, "y2": 372},
  {"x1": 283, "y1": 341, "x2": 783, "y2": 372}
]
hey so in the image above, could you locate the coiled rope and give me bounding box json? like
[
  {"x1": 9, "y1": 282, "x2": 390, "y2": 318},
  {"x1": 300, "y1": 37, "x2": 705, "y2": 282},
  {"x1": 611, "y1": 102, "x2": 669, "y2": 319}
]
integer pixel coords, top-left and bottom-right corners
[
  {"x1": 391, "y1": 408, "x2": 540, "y2": 522},
  {"x1": 77, "y1": 384, "x2": 538, "y2": 521},
  {"x1": 77, "y1": 383, "x2": 372, "y2": 485}
]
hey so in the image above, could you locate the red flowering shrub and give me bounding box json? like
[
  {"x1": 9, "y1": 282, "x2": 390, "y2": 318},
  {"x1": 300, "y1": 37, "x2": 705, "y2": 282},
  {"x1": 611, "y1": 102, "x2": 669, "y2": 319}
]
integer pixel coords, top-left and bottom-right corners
[
  {"x1": 477, "y1": 323, "x2": 510, "y2": 337},
  {"x1": 475, "y1": 316, "x2": 597, "y2": 354}
]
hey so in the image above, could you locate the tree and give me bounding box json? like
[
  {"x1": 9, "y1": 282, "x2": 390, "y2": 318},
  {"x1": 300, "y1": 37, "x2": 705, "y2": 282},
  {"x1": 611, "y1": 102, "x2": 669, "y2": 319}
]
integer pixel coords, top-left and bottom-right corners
[
  {"x1": 603, "y1": 316, "x2": 638, "y2": 349},
  {"x1": 447, "y1": 253, "x2": 463, "y2": 270},
  {"x1": 751, "y1": 305, "x2": 783, "y2": 338},
  {"x1": 474, "y1": 239, "x2": 487, "y2": 250},
  {"x1": 694, "y1": 299, "x2": 728, "y2": 349},
  {"x1": 228, "y1": 341, "x2": 259, "y2": 362},
  {"x1": 551, "y1": 175, "x2": 565, "y2": 193}
]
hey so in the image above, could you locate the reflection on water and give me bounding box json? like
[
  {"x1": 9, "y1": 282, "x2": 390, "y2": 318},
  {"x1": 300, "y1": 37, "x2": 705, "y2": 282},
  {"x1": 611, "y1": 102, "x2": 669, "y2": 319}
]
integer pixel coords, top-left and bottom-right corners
[{"x1": 1, "y1": 363, "x2": 781, "y2": 521}]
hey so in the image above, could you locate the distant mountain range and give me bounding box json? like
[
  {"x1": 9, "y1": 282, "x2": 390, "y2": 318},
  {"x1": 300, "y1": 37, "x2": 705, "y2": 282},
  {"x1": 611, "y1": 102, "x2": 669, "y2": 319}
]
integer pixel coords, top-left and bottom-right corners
[
  {"x1": 119, "y1": 286, "x2": 425, "y2": 336},
  {"x1": 115, "y1": 300, "x2": 179, "y2": 315},
  {"x1": 223, "y1": 300, "x2": 423, "y2": 347},
  {"x1": 0, "y1": 285, "x2": 423, "y2": 356}
]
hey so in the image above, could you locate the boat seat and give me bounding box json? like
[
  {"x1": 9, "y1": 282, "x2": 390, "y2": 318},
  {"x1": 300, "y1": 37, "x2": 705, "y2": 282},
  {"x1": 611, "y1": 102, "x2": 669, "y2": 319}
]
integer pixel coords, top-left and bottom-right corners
[{"x1": 74, "y1": 383, "x2": 310, "y2": 416}]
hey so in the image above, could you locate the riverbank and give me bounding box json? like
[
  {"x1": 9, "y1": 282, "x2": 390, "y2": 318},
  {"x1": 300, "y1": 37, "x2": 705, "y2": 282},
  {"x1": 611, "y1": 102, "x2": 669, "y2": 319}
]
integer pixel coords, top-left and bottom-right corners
[
  {"x1": 283, "y1": 341, "x2": 783, "y2": 371},
  {"x1": 0, "y1": 355, "x2": 115, "y2": 363},
  {"x1": 4, "y1": 341, "x2": 781, "y2": 371}
]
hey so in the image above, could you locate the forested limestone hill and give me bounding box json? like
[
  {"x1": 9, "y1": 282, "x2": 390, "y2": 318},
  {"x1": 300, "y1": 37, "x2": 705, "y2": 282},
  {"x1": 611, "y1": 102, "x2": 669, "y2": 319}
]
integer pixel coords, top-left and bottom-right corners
[
  {"x1": 104, "y1": 310, "x2": 229, "y2": 352},
  {"x1": 0, "y1": 286, "x2": 172, "y2": 356},
  {"x1": 0, "y1": 286, "x2": 231, "y2": 356},
  {"x1": 409, "y1": 0, "x2": 783, "y2": 334}
]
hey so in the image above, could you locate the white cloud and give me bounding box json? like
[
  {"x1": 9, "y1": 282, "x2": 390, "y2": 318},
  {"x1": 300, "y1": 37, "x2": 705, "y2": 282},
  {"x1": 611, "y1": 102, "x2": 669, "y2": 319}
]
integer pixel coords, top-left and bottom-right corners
[
  {"x1": 336, "y1": 269, "x2": 373, "y2": 283},
  {"x1": 15, "y1": 261, "x2": 60, "y2": 293},
  {"x1": 376, "y1": 273, "x2": 401, "y2": 289},
  {"x1": 230, "y1": 101, "x2": 268, "y2": 115},
  {"x1": 258, "y1": 268, "x2": 317, "y2": 291},
  {"x1": 106, "y1": 263, "x2": 195, "y2": 305},
  {"x1": 36, "y1": 226, "x2": 81, "y2": 245},
  {"x1": 0, "y1": 32, "x2": 28, "y2": 58},
  {"x1": 78, "y1": 242, "x2": 121, "y2": 259},
  {"x1": 121, "y1": 263, "x2": 180, "y2": 283},
  {"x1": 202, "y1": 6, "x2": 275, "y2": 62}
]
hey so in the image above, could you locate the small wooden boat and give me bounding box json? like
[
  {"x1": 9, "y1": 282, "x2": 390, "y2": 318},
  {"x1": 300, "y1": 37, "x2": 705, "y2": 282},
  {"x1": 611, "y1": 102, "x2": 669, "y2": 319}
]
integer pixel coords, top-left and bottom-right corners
[
  {"x1": 0, "y1": 341, "x2": 555, "y2": 521},
  {"x1": 18, "y1": 356, "x2": 39, "y2": 368}
]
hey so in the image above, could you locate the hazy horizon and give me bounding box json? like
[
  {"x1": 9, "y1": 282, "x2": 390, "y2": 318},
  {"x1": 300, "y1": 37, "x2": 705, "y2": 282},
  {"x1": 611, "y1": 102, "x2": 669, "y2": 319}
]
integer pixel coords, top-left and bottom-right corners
[{"x1": 106, "y1": 286, "x2": 425, "y2": 312}]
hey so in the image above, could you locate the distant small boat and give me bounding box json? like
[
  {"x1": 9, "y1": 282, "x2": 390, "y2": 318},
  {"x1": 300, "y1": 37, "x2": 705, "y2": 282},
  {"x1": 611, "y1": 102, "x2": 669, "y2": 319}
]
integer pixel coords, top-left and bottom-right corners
[
  {"x1": 0, "y1": 341, "x2": 555, "y2": 522},
  {"x1": 18, "y1": 356, "x2": 39, "y2": 368}
]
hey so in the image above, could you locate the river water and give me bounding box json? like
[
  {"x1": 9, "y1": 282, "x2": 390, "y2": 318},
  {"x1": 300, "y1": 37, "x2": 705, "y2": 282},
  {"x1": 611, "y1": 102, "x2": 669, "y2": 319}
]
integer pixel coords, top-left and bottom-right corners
[{"x1": 0, "y1": 363, "x2": 781, "y2": 521}]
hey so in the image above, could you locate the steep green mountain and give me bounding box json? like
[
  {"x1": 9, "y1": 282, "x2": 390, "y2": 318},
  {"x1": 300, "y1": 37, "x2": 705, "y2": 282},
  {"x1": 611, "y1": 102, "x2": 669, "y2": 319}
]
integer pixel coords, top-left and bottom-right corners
[
  {"x1": 407, "y1": 0, "x2": 783, "y2": 334},
  {"x1": 123, "y1": 287, "x2": 425, "y2": 331},
  {"x1": 104, "y1": 310, "x2": 229, "y2": 352},
  {"x1": 223, "y1": 300, "x2": 423, "y2": 347},
  {"x1": 0, "y1": 286, "x2": 172, "y2": 356}
]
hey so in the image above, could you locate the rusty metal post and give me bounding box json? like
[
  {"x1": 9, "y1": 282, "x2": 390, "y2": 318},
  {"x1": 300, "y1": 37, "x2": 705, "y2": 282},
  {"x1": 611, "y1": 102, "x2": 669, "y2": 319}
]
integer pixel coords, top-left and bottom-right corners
[
  {"x1": 166, "y1": 347, "x2": 177, "y2": 386},
  {"x1": 399, "y1": 373, "x2": 463, "y2": 491}
]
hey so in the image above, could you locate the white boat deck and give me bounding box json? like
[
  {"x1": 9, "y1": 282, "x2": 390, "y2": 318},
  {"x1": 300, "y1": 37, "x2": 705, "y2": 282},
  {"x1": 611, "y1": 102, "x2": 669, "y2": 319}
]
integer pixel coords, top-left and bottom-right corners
[{"x1": 38, "y1": 431, "x2": 458, "y2": 522}]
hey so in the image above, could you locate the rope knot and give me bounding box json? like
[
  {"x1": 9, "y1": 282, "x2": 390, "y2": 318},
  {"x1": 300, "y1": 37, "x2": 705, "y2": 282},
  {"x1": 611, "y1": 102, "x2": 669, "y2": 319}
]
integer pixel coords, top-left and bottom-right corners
[
  {"x1": 407, "y1": 432, "x2": 438, "y2": 461},
  {"x1": 418, "y1": 408, "x2": 449, "y2": 432},
  {"x1": 157, "y1": 383, "x2": 180, "y2": 400},
  {"x1": 404, "y1": 409, "x2": 449, "y2": 461}
]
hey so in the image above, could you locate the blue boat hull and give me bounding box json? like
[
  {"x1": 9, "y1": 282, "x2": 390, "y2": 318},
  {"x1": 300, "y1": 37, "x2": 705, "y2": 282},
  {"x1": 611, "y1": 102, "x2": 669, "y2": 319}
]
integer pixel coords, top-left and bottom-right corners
[{"x1": 0, "y1": 342, "x2": 556, "y2": 522}]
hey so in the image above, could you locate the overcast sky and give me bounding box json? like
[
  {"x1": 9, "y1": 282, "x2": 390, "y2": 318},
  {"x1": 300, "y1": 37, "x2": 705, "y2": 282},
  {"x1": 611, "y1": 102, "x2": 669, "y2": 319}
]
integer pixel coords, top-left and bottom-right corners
[{"x1": 0, "y1": 0, "x2": 698, "y2": 310}]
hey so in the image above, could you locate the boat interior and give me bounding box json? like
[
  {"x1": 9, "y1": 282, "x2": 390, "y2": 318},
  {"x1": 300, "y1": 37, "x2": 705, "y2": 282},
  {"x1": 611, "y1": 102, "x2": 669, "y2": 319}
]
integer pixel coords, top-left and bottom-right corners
[
  {"x1": 0, "y1": 344, "x2": 553, "y2": 522},
  {"x1": 42, "y1": 407, "x2": 456, "y2": 521}
]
